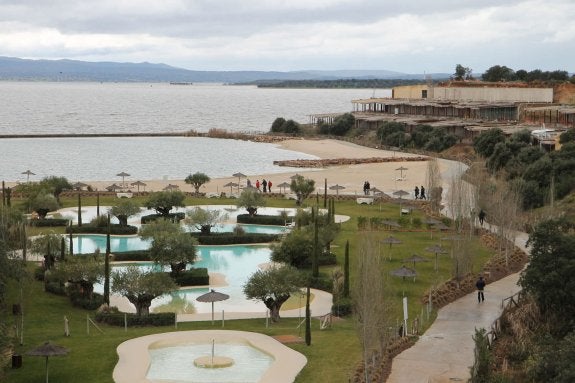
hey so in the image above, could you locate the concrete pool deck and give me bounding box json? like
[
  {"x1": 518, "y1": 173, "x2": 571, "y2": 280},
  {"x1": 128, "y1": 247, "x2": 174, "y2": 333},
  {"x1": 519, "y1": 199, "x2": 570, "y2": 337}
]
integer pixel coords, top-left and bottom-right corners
[{"x1": 113, "y1": 330, "x2": 307, "y2": 383}]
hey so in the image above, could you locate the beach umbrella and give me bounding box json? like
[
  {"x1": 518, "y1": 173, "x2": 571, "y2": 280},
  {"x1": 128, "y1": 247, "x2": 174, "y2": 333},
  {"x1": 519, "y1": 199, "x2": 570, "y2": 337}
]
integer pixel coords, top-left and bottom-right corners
[
  {"x1": 116, "y1": 171, "x2": 130, "y2": 189},
  {"x1": 395, "y1": 166, "x2": 408, "y2": 179},
  {"x1": 424, "y1": 217, "x2": 442, "y2": 226},
  {"x1": 105, "y1": 183, "x2": 122, "y2": 192},
  {"x1": 130, "y1": 180, "x2": 147, "y2": 193},
  {"x1": 390, "y1": 265, "x2": 417, "y2": 281},
  {"x1": 329, "y1": 184, "x2": 346, "y2": 196},
  {"x1": 380, "y1": 235, "x2": 402, "y2": 260},
  {"x1": 196, "y1": 289, "x2": 230, "y2": 325},
  {"x1": 22, "y1": 169, "x2": 35, "y2": 183},
  {"x1": 382, "y1": 219, "x2": 401, "y2": 229},
  {"x1": 27, "y1": 341, "x2": 70, "y2": 383},
  {"x1": 223, "y1": 182, "x2": 239, "y2": 194},
  {"x1": 290, "y1": 173, "x2": 302, "y2": 180},
  {"x1": 163, "y1": 184, "x2": 180, "y2": 191},
  {"x1": 232, "y1": 172, "x2": 246, "y2": 186},
  {"x1": 370, "y1": 187, "x2": 383, "y2": 195},
  {"x1": 392, "y1": 190, "x2": 410, "y2": 199},
  {"x1": 425, "y1": 244, "x2": 449, "y2": 271},
  {"x1": 433, "y1": 222, "x2": 450, "y2": 231},
  {"x1": 403, "y1": 254, "x2": 429, "y2": 269},
  {"x1": 277, "y1": 182, "x2": 291, "y2": 193}
]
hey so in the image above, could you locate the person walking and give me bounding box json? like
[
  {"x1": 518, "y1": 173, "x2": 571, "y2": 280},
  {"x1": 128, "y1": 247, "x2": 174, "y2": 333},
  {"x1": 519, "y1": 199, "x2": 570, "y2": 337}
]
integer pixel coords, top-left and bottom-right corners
[
  {"x1": 255, "y1": 180, "x2": 260, "y2": 191},
  {"x1": 478, "y1": 209, "x2": 486, "y2": 226},
  {"x1": 476, "y1": 276, "x2": 486, "y2": 303},
  {"x1": 420, "y1": 185, "x2": 426, "y2": 200},
  {"x1": 267, "y1": 180, "x2": 272, "y2": 193},
  {"x1": 262, "y1": 179, "x2": 267, "y2": 193},
  {"x1": 414, "y1": 186, "x2": 419, "y2": 200}
]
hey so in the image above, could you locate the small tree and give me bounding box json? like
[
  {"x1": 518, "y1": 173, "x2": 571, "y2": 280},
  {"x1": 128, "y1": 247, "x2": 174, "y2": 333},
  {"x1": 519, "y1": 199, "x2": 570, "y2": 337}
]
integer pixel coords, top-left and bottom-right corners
[
  {"x1": 185, "y1": 172, "x2": 211, "y2": 194},
  {"x1": 30, "y1": 193, "x2": 60, "y2": 219},
  {"x1": 186, "y1": 207, "x2": 228, "y2": 234},
  {"x1": 109, "y1": 199, "x2": 141, "y2": 226},
  {"x1": 145, "y1": 190, "x2": 186, "y2": 217},
  {"x1": 236, "y1": 189, "x2": 266, "y2": 216},
  {"x1": 243, "y1": 265, "x2": 304, "y2": 322},
  {"x1": 58, "y1": 255, "x2": 103, "y2": 299},
  {"x1": 290, "y1": 175, "x2": 315, "y2": 206},
  {"x1": 111, "y1": 266, "x2": 177, "y2": 316},
  {"x1": 140, "y1": 219, "x2": 198, "y2": 276},
  {"x1": 30, "y1": 233, "x2": 64, "y2": 270},
  {"x1": 39, "y1": 176, "x2": 72, "y2": 203},
  {"x1": 271, "y1": 229, "x2": 313, "y2": 268}
]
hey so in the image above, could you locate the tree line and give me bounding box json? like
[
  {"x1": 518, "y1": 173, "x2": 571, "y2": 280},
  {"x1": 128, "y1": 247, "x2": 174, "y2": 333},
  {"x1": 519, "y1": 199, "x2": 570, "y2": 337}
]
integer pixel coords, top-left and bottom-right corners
[{"x1": 454, "y1": 63, "x2": 573, "y2": 83}]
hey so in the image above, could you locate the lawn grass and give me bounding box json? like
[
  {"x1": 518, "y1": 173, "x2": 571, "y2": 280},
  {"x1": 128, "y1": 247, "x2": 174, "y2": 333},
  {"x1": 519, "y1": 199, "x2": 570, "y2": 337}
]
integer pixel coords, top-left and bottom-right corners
[{"x1": 3, "y1": 195, "x2": 495, "y2": 382}]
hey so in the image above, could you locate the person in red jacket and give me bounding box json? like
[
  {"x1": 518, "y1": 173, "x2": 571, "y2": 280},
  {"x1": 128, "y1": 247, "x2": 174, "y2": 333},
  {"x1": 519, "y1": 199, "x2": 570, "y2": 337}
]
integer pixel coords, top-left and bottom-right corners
[
  {"x1": 268, "y1": 180, "x2": 272, "y2": 192},
  {"x1": 256, "y1": 180, "x2": 260, "y2": 191}
]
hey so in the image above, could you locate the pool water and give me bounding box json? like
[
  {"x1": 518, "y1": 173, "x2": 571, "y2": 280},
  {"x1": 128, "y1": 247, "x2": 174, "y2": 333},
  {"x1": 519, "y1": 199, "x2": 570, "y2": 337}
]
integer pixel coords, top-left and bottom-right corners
[
  {"x1": 94, "y1": 245, "x2": 272, "y2": 314},
  {"x1": 146, "y1": 342, "x2": 273, "y2": 382}
]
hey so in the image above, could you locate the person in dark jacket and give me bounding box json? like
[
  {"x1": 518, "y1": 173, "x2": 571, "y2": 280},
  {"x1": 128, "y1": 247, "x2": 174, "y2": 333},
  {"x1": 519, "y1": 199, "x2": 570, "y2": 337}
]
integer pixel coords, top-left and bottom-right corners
[{"x1": 476, "y1": 276, "x2": 486, "y2": 303}]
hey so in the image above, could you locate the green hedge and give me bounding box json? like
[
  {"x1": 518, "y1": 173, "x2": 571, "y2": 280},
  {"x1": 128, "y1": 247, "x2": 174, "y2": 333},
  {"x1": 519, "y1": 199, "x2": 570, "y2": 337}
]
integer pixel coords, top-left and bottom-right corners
[
  {"x1": 28, "y1": 218, "x2": 70, "y2": 227},
  {"x1": 332, "y1": 297, "x2": 353, "y2": 317},
  {"x1": 66, "y1": 224, "x2": 138, "y2": 235},
  {"x1": 172, "y1": 268, "x2": 209, "y2": 286},
  {"x1": 44, "y1": 281, "x2": 66, "y2": 296},
  {"x1": 69, "y1": 292, "x2": 104, "y2": 310},
  {"x1": 236, "y1": 214, "x2": 287, "y2": 226},
  {"x1": 141, "y1": 212, "x2": 185, "y2": 224},
  {"x1": 190, "y1": 232, "x2": 280, "y2": 245},
  {"x1": 109, "y1": 250, "x2": 151, "y2": 262},
  {"x1": 95, "y1": 311, "x2": 176, "y2": 327}
]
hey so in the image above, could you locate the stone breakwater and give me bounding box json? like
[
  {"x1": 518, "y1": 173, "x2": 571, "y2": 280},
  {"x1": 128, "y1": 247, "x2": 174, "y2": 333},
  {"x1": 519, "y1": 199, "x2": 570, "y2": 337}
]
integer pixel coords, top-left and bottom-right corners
[{"x1": 273, "y1": 156, "x2": 429, "y2": 168}]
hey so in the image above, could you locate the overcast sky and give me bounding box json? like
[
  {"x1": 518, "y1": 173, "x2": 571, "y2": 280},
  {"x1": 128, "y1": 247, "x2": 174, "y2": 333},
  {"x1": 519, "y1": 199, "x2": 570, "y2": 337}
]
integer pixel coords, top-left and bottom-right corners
[{"x1": 0, "y1": 0, "x2": 573, "y2": 74}]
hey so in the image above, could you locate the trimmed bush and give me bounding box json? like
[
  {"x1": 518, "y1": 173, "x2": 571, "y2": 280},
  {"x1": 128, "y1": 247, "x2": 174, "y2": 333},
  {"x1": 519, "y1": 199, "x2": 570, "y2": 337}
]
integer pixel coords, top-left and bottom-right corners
[
  {"x1": 172, "y1": 268, "x2": 209, "y2": 286},
  {"x1": 332, "y1": 297, "x2": 353, "y2": 317},
  {"x1": 28, "y1": 218, "x2": 70, "y2": 227},
  {"x1": 190, "y1": 232, "x2": 280, "y2": 245},
  {"x1": 95, "y1": 311, "x2": 176, "y2": 327},
  {"x1": 307, "y1": 275, "x2": 333, "y2": 293},
  {"x1": 34, "y1": 267, "x2": 45, "y2": 281},
  {"x1": 44, "y1": 281, "x2": 67, "y2": 296},
  {"x1": 236, "y1": 214, "x2": 286, "y2": 226},
  {"x1": 66, "y1": 224, "x2": 138, "y2": 235},
  {"x1": 69, "y1": 292, "x2": 104, "y2": 310},
  {"x1": 109, "y1": 251, "x2": 151, "y2": 262},
  {"x1": 141, "y1": 212, "x2": 185, "y2": 224}
]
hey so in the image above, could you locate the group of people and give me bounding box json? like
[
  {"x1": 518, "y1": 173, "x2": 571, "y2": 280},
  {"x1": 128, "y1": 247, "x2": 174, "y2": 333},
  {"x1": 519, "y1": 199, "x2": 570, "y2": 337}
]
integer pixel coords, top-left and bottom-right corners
[
  {"x1": 414, "y1": 185, "x2": 426, "y2": 200},
  {"x1": 362, "y1": 181, "x2": 371, "y2": 195},
  {"x1": 254, "y1": 179, "x2": 272, "y2": 193}
]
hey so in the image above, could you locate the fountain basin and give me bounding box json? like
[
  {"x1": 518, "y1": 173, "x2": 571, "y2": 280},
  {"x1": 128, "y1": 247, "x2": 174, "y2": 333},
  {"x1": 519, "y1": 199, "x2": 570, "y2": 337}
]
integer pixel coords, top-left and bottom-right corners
[{"x1": 113, "y1": 330, "x2": 307, "y2": 383}]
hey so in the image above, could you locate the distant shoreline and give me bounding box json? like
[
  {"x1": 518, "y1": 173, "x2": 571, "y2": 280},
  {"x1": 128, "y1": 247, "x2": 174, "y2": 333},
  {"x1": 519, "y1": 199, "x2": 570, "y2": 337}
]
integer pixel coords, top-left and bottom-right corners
[{"x1": 0, "y1": 132, "x2": 189, "y2": 139}]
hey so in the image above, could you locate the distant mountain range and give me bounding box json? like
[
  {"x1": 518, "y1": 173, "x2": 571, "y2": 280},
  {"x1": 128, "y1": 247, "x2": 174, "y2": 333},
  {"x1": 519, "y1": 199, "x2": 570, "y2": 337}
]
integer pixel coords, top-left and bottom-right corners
[{"x1": 0, "y1": 56, "x2": 450, "y2": 83}]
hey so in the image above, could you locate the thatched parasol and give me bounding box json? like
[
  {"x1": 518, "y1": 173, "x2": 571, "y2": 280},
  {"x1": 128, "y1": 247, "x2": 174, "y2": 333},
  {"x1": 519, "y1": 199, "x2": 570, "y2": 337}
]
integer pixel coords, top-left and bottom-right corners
[
  {"x1": 71, "y1": 182, "x2": 89, "y2": 191},
  {"x1": 425, "y1": 244, "x2": 449, "y2": 271},
  {"x1": 22, "y1": 169, "x2": 35, "y2": 183},
  {"x1": 381, "y1": 235, "x2": 402, "y2": 248},
  {"x1": 27, "y1": 341, "x2": 70, "y2": 383},
  {"x1": 106, "y1": 183, "x2": 122, "y2": 192},
  {"x1": 232, "y1": 172, "x2": 246, "y2": 187},
  {"x1": 196, "y1": 289, "x2": 230, "y2": 324},
  {"x1": 329, "y1": 184, "x2": 346, "y2": 196},
  {"x1": 403, "y1": 254, "x2": 430, "y2": 269},
  {"x1": 390, "y1": 265, "x2": 417, "y2": 281},
  {"x1": 130, "y1": 180, "x2": 147, "y2": 193},
  {"x1": 116, "y1": 171, "x2": 130, "y2": 190},
  {"x1": 395, "y1": 166, "x2": 408, "y2": 179},
  {"x1": 163, "y1": 184, "x2": 180, "y2": 191},
  {"x1": 392, "y1": 189, "x2": 410, "y2": 199},
  {"x1": 277, "y1": 182, "x2": 291, "y2": 193},
  {"x1": 382, "y1": 219, "x2": 401, "y2": 229},
  {"x1": 223, "y1": 182, "x2": 239, "y2": 194}
]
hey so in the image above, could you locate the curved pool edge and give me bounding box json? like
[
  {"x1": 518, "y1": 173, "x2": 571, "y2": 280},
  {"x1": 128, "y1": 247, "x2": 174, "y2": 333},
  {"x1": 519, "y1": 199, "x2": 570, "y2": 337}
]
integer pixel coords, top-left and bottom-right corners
[{"x1": 113, "y1": 330, "x2": 307, "y2": 383}]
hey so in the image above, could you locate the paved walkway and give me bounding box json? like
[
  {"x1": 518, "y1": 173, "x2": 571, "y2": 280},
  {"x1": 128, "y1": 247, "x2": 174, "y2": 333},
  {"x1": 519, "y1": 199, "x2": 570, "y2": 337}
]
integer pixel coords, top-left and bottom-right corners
[{"x1": 387, "y1": 228, "x2": 529, "y2": 382}]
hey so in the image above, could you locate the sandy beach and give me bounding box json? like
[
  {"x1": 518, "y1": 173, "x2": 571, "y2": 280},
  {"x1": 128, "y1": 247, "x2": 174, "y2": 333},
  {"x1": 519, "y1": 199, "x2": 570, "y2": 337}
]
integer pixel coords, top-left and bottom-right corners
[{"x1": 85, "y1": 139, "x2": 434, "y2": 199}]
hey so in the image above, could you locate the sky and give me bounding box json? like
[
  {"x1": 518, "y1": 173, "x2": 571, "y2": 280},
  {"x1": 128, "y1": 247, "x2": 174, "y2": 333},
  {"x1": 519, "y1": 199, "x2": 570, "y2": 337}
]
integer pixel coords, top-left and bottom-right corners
[{"x1": 0, "y1": 0, "x2": 573, "y2": 74}]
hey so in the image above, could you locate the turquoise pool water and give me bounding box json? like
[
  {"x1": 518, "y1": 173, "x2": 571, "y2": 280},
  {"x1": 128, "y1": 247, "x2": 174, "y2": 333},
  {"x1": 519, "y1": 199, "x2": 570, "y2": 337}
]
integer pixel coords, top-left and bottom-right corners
[
  {"x1": 94, "y1": 245, "x2": 272, "y2": 314},
  {"x1": 147, "y1": 343, "x2": 273, "y2": 382}
]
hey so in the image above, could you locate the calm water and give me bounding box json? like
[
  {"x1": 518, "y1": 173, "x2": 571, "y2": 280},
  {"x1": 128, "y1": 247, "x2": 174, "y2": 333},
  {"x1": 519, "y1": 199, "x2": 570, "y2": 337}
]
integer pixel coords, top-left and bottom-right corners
[{"x1": 0, "y1": 82, "x2": 392, "y2": 182}]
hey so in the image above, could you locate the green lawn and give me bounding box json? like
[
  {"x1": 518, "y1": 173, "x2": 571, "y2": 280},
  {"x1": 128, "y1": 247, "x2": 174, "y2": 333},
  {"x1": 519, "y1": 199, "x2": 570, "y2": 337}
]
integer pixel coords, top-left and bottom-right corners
[{"x1": 2, "y1": 195, "x2": 494, "y2": 382}]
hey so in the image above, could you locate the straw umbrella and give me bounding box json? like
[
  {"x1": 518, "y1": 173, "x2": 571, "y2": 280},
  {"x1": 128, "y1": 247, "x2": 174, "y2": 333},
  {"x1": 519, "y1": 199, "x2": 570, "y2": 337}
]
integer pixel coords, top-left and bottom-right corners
[
  {"x1": 130, "y1": 180, "x2": 147, "y2": 193},
  {"x1": 290, "y1": 173, "x2": 302, "y2": 180},
  {"x1": 22, "y1": 169, "x2": 35, "y2": 183},
  {"x1": 105, "y1": 183, "x2": 122, "y2": 192},
  {"x1": 403, "y1": 254, "x2": 430, "y2": 269},
  {"x1": 277, "y1": 182, "x2": 291, "y2": 193},
  {"x1": 71, "y1": 182, "x2": 88, "y2": 191},
  {"x1": 223, "y1": 182, "x2": 239, "y2": 195},
  {"x1": 116, "y1": 172, "x2": 130, "y2": 190},
  {"x1": 382, "y1": 219, "x2": 401, "y2": 230},
  {"x1": 27, "y1": 341, "x2": 70, "y2": 383},
  {"x1": 196, "y1": 289, "x2": 230, "y2": 325},
  {"x1": 392, "y1": 189, "x2": 410, "y2": 199},
  {"x1": 425, "y1": 244, "x2": 449, "y2": 271},
  {"x1": 232, "y1": 172, "x2": 246, "y2": 187},
  {"x1": 380, "y1": 235, "x2": 402, "y2": 260},
  {"x1": 395, "y1": 166, "x2": 408, "y2": 179},
  {"x1": 329, "y1": 184, "x2": 346, "y2": 196},
  {"x1": 390, "y1": 265, "x2": 417, "y2": 282},
  {"x1": 163, "y1": 184, "x2": 180, "y2": 191}
]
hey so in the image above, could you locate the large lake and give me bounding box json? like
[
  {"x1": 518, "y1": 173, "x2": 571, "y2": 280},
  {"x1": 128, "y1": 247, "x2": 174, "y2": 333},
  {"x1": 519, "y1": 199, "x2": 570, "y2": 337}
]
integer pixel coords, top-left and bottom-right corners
[{"x1": 0, "y1": 82, "x2": 391, "y2": 182}]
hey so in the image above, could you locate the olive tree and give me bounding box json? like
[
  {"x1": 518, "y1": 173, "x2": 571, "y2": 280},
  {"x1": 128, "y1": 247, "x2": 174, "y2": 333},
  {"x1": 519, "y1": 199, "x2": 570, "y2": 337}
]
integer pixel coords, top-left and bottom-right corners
[
  {"x1": 185, "y1": 172, "x2": 211, "y2": 194},
  {"x1": 57, "y1": 255, "x2": 103, "y2": 299},
  {"x1": 109, "y1": 199, "x2": 141, "y2": 226},
  {"x1": 140, "y1": 219, "x2": 198, "y2": 276},
  {"x1": 236, "y1": 189, "x2": 266, "y2": 216},
  {"x1": 30, "y1": 193, "x2": 60, "y2": 219},
  {"x1": 186, "y1": 207, "x2": 228, "y2": 234},
  {"x1": 145, "y1": 190, "x2": 186, "y2": 217},
  {"x1": 290, "y1": 175, "x2": 315, "y2": 206},
  {"x1": 243, "y1": 265, "x2": 304, "y2": 322},
  {"x1": 112, "y1": 266, "x2": 177, "y2": 316}
]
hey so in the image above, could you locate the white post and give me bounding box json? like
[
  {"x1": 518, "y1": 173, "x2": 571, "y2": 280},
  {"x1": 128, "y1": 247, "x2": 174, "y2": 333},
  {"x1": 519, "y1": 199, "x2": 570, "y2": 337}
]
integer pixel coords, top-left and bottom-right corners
[
  {"x1": 402, "y1": 297, "x2": 408, "y2": 337},
  {"x1": 221, "y1": 310, "x2": 225, "y2": 328},
  {"x1": 266, "y1": 310, "x2": 269, "y2": 328},
  {"x1": 124, "y1": 313, "x2": 127, "y2": 332}
]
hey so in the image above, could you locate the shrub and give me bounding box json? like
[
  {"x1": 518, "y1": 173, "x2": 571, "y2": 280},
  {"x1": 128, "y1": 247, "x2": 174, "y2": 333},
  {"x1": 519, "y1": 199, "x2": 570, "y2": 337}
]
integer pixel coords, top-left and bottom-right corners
[
  {"x1": 28, "y1": 218, "x2": 70, "y2": 227},
  {"x1": 412, "y1": 217, "x2": 422, "y2": 228},
  {"x1": 109, "y1": 251, "x2": 151, "y2": 262},
  {"x1": 233, "y1": 224, "x2": 245, "y2": 236},
  {"x1": 34, "y1": 266, "x2": 45, "y2": 281},
  {"x1": 236, "y1": 214, "x2": 286, "y2": 225},
  {"x1": 44, "y1": 281, "x2": 66, "y2": 296},
  {"x1": 66, "y1": 224, "x2": 138, "y2": 235},
  {"x1": 332, "y1": 297, "x2": 353, "y2": 317},
  {"x1": 141, "y1": 212, "x2": 185, "y2": 224},
  {"x1": 69, "y1": 292, "x2": 104, "y2": 310},
  {"x1": 357, "y1": 216, "x2": 368, "y2": 230},
  {"x1": 95, "y1": 311, "x2": 176, "y2": 327},
  {"x1": 191, "y1": 232, "x2": 280, "y2": 245},
  {"x1": 306, "y1": 274, "x2": 333, "y2": 292},
  {"x1": 172, "y1": 268, "x2": 209, "y2": 286}
]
